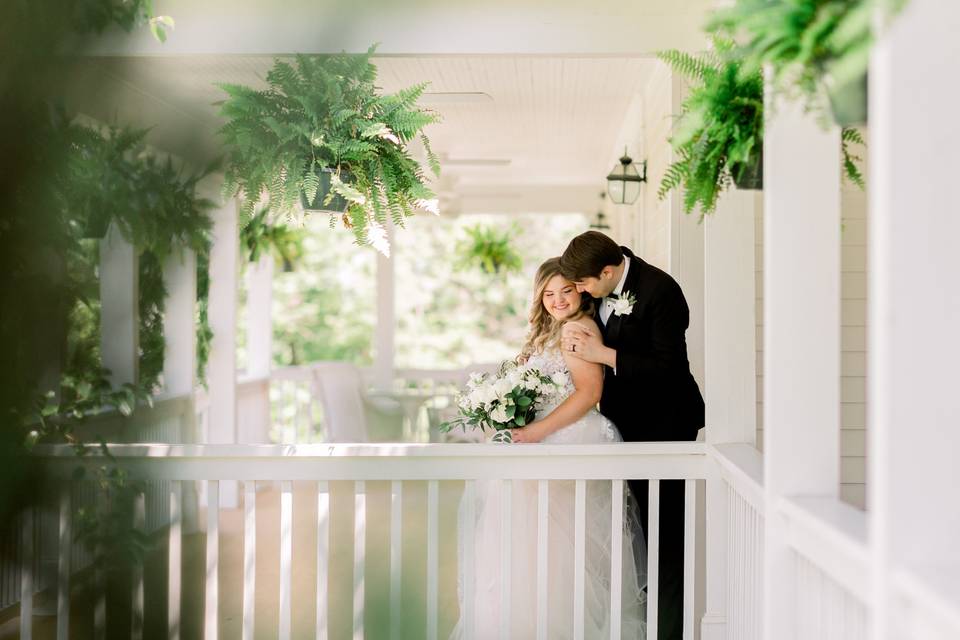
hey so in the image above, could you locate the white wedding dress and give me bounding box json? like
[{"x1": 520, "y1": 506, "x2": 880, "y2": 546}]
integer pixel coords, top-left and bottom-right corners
[{"x1": 450, "y1": 347, "x2": 647, "y2": 639}]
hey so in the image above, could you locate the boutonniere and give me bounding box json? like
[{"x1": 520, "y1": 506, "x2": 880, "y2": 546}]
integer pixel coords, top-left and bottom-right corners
[{"x1": 611, "y1": 291, "x2": 636, "y2": 317}]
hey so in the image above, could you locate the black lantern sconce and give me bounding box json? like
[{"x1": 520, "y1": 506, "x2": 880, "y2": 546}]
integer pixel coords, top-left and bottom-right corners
[{"x1": 606, "y1": 147, "x2": 647, "y2": 205}]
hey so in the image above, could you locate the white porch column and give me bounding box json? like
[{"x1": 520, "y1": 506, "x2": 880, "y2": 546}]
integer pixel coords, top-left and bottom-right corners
[
  {"x1": 205, "y1": 180, "x2": 240, "y2": 506},
  {"x1": 163, "y1": 248, "x2": 201, "y2": 531},
  {"x1": 245, "y1": 255, "x2": 274, "y2": 379},
  {"x1": 373, "y1": 222, "x2": 396, "y2": 390},
  {"x1": 100, "y1": 223, "x2": 139, "y2": 388},
  {"x1": 761, "y1": 87, "x2": 841, "y2": 640},
  {"x1": 670, "y1": 204, "x2": 705, "y2": 390},
  {"x1": 242, "y1": 255, "x2": 273, "y2": 443},
  {"x1": 704, "y1": 191, "x2": 760, "y2": 445},
  {"x1": 161, "y1": 250, "x2": 197, "y2": 398},
  {"x1": 207, "y1": 187, "x2": 239, "y2": 444},
  {"x1": 869, "y1": 3, "x2": 960, "y2": 638},
  {"x1": 700, "y1": 189, "x2": 760, "y2": 640}
]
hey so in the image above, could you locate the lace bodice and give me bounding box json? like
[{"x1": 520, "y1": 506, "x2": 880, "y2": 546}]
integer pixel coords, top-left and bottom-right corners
[
  {"x1": 525, "y1": 347, "x2": 575, "y2": 399},
  {"x1": 523, "y1": 346, "x2": 622, "y2": 444}
]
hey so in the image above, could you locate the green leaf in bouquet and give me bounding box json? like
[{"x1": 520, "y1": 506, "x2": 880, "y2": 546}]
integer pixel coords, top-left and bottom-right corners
[
  {"x1": 516, "y1": 395, "x2": 532, "y2": 408},
  {"x1": 514, "y1": 414, "x2": 527, "y2": 427}
]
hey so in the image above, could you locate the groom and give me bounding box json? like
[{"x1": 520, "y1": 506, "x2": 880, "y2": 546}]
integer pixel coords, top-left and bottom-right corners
[{"x1": 559, "y1": 231, "x2": 704, "y2": 640}]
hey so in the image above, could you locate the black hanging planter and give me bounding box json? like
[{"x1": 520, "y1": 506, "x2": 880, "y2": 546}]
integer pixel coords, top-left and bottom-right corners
[
  {"x1": 299, "y1": 166, "x2": 350, "y2": 213},
  {"x1": 828, "y1": 72, "x2": 868, "y2": 127},
  {"x1": 732, "y1": 149, "x2": 763, "y2": 191}
]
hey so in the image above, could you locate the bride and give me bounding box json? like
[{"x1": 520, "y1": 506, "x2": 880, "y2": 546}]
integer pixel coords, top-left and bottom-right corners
[{"x1": 450, "y1": 258, "x2": 646, "y2": 639}]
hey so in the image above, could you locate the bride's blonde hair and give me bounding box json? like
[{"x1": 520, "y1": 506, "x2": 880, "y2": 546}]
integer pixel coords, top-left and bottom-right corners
[{"x1": 519, "y1": 257, "x2": 594, "y2": 362}]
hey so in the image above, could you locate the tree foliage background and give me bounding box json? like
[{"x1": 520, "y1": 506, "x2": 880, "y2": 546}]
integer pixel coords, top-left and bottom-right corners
[{"x1": 268, "y1": 213, "x2": 588, "y2": 371}]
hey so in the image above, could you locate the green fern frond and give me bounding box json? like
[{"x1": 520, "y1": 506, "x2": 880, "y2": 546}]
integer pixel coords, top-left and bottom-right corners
[
  {"x1": 841, "y1": 127, "x2": 866, "y2": 189},
  {"x1": 657, "y1": 49, "x2": 714, "y2": 81},
  {"x1": 217, "y1": 46, "x2": 441, "y2": 248}
]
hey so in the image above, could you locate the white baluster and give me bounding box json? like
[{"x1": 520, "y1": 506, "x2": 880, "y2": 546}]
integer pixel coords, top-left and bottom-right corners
[
  {"x1": 462, "y1": 481, "x2": 475, "y2": 640},
  {"x1": 20, "y1": 509, "x2": 33, "y2": 640},
  {"x1": 169, "y1": 481, "x2": 182, "y2": 640},
  {"x1": 574, "y1": 479, "x2": 586, "y2": 640},
  {"x1": 316, "y1": 481, "x2": 330, "y2": 640},
  {"x1": 206, "y1": 480, "x2": 219, "y2": 640},
  {"x1": 609, "y1": 480, "x2": 623, "y2": 640},
  {"x1": 243, "y1": 481, "x2": 256, "y2": 640},
  {"x1": 57, "y1": 487, "x2": 70, "y2": 640},
  {"x1": 427, "y1": 480, "x2": 439, "y2": 640},
  {"x1": 647, "y1": 480, "x2": 660, "y2": 640},
  {"x1": 536, "y1": 480, "x2": 549, "y2": 640},
  {"x1": 683, "y1": 480, "x2": 695, "y2": 640},
  {"x1": 94, "y1": 493, "x2": 105, "y2": 640},
  {"x1": 132, "y1": 492, "x2": 146, "y2": 640},
  {"x1": 390, "y1": 480, "x2": 402, "y2": 640},
  {"x1": 499, "y1": 480, "x2": 512, "y2": 640},
  {"x1": 279, "y1": 480, "x2": 293, "y2": 640},
  {"x1": 353, "y1": 481, "x2": 366, "y2": 639}
]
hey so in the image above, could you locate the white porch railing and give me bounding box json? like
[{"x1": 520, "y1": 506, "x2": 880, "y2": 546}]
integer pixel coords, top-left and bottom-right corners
[
  {"x1": 711, "y1": 444, "x2": 765, "y2": 640},
  {"x1": 0, "y1": 394, "x2": 197, "y2": 616},
  {"x1": 8, "y1": 434, "x2": 960, "y2": 639},
  {"x1": 29, "y1": 442, "x2": 706, "y2": 640}
]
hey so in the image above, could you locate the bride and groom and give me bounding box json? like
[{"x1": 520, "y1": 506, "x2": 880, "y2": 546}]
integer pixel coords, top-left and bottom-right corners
[{"x1": 452, "y1": 231, "x2": 705, "y2": 639}]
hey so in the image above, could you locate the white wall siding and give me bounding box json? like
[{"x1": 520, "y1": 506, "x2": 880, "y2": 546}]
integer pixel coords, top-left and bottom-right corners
[{"x1": 637, "y1": 63, "x2": 675, "y2": 272}]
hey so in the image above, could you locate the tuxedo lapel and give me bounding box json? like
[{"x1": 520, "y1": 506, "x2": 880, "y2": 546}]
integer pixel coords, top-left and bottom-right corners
[
  {"x1": 605, "y1": 249, "x2": 645, "y2": 347},
  {"x1": 605, "y1": 302, "x2": 624, "y2": 344}
]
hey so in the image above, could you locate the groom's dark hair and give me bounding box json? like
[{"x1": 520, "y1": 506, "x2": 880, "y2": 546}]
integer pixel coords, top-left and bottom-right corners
[{"x1": 560, "y1": 231, "x2": 624, "y2": 280}]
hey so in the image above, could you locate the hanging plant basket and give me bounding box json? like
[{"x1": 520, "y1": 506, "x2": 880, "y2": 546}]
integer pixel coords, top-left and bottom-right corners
[
  {"x1": 828, "y1": 72, "x2": 868, "y2": 127},
  {"x1": 299, "y1": 167, "x2": 350, "y2": 213},
  {"x1": 732, "y1": 149, "x2": 763, "y2": 191}
]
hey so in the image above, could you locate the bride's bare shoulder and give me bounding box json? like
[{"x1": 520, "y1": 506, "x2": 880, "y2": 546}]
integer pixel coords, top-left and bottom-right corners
[{"x1": 564, "y1": 315, "x2": 600, "y2": 335}]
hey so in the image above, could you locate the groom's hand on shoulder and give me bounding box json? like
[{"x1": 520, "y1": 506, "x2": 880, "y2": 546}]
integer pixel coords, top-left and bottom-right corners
[
  {"x1": 560, "y1": 322, "x2": 590, "y2": 359},
  {"x1": 561, "y1": 320, "x2": 614, "y2": 367}
]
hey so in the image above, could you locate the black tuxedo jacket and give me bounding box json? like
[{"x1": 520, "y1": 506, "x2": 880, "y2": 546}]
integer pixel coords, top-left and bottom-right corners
[{"x1": 595, "y1": 247, "x2": 705, "y2": 442}]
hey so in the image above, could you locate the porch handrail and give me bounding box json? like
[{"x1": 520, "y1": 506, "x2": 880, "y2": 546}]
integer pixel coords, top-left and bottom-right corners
[
  {"x1": 711, "y1": 442, "x2": 764, "y2": 512},
  {"x1": 27, "y1": 440, "x2": 708, "y2": 640},
  {"x1": 35, "y1": 441, "x2": 709, "y2": 481},
  {"x1": 777, "y1": 495, "x2": 870, "y2": 598}
]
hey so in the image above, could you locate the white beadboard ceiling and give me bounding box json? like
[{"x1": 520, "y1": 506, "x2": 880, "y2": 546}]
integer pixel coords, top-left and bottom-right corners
[{"x1": 65, "y1": 54, "x2": 661, "y2": 214}]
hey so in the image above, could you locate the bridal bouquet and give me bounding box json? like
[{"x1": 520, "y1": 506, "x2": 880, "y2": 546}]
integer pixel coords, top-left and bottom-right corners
[{"x1": 440, "y1": 361, "x2": 569, "y2": 443}]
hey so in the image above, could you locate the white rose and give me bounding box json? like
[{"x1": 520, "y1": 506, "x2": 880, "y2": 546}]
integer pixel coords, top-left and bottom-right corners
[
  {"x1": 494, "y1": 377, "x2": 514, "y2": 398},
  {"x1": 465, "y1": 389, "x2": 483, "y2": 410},
  {"x1": 490, "y1": 404, "x2": 509, "y2": 423},
  {"x1": 480, "y1": 385, "x2": 499, "y2": 406}
]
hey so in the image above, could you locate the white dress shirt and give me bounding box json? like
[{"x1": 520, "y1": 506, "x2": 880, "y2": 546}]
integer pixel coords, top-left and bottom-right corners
[{"x1": 599, "y1": 258, "x2": 631, "y2": 325}]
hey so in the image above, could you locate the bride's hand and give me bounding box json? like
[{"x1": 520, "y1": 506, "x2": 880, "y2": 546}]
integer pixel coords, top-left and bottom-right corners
[{"x1": 510, "y1": 422, "x2": 549, "y2": 443}]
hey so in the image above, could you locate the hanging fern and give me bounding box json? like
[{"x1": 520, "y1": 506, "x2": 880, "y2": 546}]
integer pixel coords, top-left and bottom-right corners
[
  {"x1": 658, "y1": 32, "x2": 866, "y2": 215},
  {"x1": 657, "y1": 36, "x2": 765, "y2": 215},
  {"x1": 218, "y1": 45, "x2": 441, "y2": 254},
  {"x1": 455, "y1": 225, "x2": 523, "y2": 275}
]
